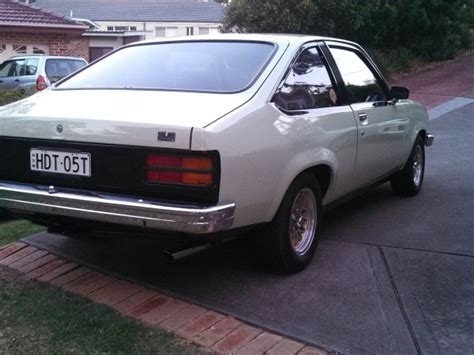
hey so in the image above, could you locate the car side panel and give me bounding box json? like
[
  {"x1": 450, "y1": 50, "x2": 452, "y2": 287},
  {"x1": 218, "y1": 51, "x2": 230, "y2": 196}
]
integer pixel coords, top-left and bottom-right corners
[
  {"x1": 381, "y1": 100, "x2": 429, "y2": 168},
  {"x1": 407, "y1": 100, "x2": 430, "y2": 142},
  {"x1": 197, "y1": 103, "x2": 358, "y2": 229},
  {"x1": 351, "y1": 101, "x2": 410, "y2": 186}
]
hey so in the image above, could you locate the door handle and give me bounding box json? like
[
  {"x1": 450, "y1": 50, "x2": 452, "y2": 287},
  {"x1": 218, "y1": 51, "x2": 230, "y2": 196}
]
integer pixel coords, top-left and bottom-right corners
[
  {"x1": 14, "y1": 79, "x2": 20, "y2": 83},
  {"x1": 358, "y1": 113, "x2": 368, "y2": 122}
]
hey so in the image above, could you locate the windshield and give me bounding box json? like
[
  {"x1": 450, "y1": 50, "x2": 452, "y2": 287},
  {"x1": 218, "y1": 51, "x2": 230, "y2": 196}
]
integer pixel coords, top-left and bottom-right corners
[{"x1": 57, "y1": 41, "x2": 276, "y2": 93}]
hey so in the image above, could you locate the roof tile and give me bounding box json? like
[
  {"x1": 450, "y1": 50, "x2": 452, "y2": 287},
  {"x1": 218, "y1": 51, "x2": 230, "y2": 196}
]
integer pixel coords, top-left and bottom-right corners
[
  {"x1": 0, "y1": 0, "x2": 84, "y2": 27},
  {"x1": 33, "y1": 0, "x2": 225, "y2": 23}
]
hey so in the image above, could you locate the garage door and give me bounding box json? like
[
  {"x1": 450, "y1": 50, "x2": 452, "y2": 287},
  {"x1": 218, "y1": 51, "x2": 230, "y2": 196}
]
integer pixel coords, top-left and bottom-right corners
[{"x1": 0, "y1": 44, "x2": 49, "y2": 64}]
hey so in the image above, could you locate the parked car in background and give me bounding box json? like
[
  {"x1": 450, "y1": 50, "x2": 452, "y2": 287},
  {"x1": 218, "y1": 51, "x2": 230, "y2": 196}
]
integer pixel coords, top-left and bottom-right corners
[
  {"x1": 0, "y1": 35, "x2": 434, "y2": 273},
  {"x1": 0, "y1": 55, "x2": 87, "y2": 92}
]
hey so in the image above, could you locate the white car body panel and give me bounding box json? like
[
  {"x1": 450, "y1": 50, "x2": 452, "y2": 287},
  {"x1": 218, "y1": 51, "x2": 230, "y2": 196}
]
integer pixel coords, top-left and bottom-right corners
[{"x1": 200, "y1": 103, "x2": 360, "y2": 227}]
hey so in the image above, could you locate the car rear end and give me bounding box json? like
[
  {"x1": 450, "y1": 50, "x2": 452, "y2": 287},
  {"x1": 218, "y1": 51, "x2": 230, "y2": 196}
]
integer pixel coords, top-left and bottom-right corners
[
  {"x1": 0, "y1": 89, "x2": 232, "y2": 235},
  {"x1": 0, "y1": 37, "x2": 285, "y2": 237}
]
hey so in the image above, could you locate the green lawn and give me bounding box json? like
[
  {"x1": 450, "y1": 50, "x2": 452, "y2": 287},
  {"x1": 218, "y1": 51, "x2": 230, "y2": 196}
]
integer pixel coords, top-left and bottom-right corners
[
  {"x1": 0, "y1": 219, "x2": 46, "y2": 245},
  {"x1": 0, "y1": 220, "x2": 204, "y2": 354},
  {"x1": 0, "y1": 268, "x2": 203, "y2": 354}
]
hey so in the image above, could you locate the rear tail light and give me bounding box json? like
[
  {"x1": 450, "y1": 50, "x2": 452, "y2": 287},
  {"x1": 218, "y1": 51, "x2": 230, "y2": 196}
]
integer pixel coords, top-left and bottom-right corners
[
  {"x1": 145, "y1": 154, "x2": 214, "y2": 187},
  {"x1": 36, "y1": 75, "x2": 48, "y2": 91}
]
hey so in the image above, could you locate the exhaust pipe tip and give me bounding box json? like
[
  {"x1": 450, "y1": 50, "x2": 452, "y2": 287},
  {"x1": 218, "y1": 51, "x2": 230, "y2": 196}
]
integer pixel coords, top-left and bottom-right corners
[{"x1": 164, "y1": 244, "x2": 211, "y2": 262}]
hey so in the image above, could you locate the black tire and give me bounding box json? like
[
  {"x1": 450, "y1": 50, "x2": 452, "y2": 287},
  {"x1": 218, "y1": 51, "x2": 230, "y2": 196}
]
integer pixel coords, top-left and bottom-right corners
[
  {"x1": 264, "y1": 174, "x2": 322, "y2": 274},
  {"x1": 390, "y1": 135, "x2": 425, "y2": 196}
]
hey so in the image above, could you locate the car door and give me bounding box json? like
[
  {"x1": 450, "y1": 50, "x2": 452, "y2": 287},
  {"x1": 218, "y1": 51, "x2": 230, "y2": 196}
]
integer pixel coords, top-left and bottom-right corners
[
  {"x1": 326, "y1": 42, "x2": 409, "y2": 187},
  {"x1": 272, "y1": 44, "x2": 359, "y2": 201},
  {"x1": 0, "y1": 58, "x2": 26, "y2": 90}
]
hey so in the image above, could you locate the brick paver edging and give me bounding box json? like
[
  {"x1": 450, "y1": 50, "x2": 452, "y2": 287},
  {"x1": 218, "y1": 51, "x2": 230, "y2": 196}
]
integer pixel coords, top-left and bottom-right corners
[{"x1": 0, "y1": 242, "x2": 327, "y2": 355}]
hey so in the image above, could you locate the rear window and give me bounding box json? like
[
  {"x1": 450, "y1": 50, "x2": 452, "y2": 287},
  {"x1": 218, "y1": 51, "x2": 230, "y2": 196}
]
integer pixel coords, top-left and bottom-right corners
[
  {"x1": 57, "y1": 41, "x2": 276, "y2": 93},
  {"x1": 46, "y1": 59, "x2": 86, "y2": 83}
]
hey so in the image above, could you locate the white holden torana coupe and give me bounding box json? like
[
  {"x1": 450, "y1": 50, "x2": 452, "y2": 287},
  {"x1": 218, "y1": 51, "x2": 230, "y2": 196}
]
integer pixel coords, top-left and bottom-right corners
[{"x1": 0, "y1": 34, "x2": 433, "y2": 273}]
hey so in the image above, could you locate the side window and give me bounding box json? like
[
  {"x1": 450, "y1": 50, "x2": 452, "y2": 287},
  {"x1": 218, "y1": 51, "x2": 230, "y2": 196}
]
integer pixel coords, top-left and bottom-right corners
[
  {"x1": 25, "y1": 58, "x2": 39, "y2": 76},
  {"x1": 274, "y1": 47, "x2": 338, "y2": 111},
  {"x1": 0, "y1": 60, "x2": 14, "y2": 77},
  {"x1": 0, "y1": 59, "x2": 25, "y2": 77},
  {"x1": 329, "y1": 47, "x2": 387, "y2": 103}
]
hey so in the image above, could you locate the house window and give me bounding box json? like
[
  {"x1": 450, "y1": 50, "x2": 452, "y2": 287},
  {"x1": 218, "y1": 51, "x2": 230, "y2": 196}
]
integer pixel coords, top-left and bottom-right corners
[
  {"x1": 156, "y1": 27, "x2": 178, "y2": 38},
  {"x1": 186, "y1": 27, "x2": 194, "y2": 36},
  {"x1": 32, "y1": 46, "x2": 46, "y2": 54},
  {"x1": 13, "y1": 45, "x2": 27, "y2": 54},
  {"x1": 167, "y1": 27, "x2": 178, "y2": 37},
  {"x1": 89, "y1": 47, "x2": 114, "y2": 62},
  {"x1": 107, "y1": 26, "x2": 137, "y2": 32},
  {"x1": 155, "y1": 27, "x2": 166, "y2": 37},
  {"x1": 198, "y1": 27, "x2": 210, "y2": 35}
]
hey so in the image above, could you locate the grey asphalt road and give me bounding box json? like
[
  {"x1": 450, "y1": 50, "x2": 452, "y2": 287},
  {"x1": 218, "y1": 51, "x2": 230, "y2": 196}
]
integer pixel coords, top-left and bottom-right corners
[{"x1": 24, "y1": 103, "x2": 474, "y2": 354}]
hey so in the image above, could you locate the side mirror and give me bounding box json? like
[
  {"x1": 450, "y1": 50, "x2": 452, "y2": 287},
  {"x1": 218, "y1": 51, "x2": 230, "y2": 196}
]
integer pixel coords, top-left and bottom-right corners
[{"x1": 390, "y1": 86, "x2": 410, "y2": 101}]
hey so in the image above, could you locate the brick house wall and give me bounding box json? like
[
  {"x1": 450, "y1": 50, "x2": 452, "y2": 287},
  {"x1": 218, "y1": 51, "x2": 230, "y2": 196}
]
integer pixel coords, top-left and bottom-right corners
[{"x1": 0, "y1": 31, "x2": 89, "y2": 61}]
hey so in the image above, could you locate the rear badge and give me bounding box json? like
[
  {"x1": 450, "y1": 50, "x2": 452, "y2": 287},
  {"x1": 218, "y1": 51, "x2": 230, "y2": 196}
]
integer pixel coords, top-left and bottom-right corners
[
  {"x1": 158, "y1": 131, "x2": 176, "y2": 142},
  {"x1": 56, "y1": 124, "x2": 63, "y2": 133}
]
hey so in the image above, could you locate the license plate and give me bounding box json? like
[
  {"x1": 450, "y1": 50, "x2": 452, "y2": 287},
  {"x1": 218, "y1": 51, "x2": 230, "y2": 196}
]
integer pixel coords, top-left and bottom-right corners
[{"x1": 30, "y1": 148, "x2": 91, "y2": 177}]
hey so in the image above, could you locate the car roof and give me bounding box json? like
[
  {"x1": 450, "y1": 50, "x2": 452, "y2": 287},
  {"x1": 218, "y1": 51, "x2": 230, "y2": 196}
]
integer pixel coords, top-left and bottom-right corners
[
  {"x1": 137, "y1": 33, "x2": 359, "y2": 48},
  {"x1": 6, "y1": 55, "x2": 87, "y2": 61}
]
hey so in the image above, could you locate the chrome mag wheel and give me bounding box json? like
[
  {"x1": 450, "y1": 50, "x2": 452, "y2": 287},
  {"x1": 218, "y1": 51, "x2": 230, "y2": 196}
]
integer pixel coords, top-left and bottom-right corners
[
  {"x1": 413, "y1": 145, "x2": 424, "y2": 186},
  {"x1": 289, "y1": 188, "x2": 317, "y2": 255}
]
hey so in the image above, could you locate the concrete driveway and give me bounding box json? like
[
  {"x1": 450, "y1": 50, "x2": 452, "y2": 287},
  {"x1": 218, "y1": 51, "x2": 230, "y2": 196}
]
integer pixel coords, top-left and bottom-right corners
[{"x1": 23, "y1": 56, "x2": 474, "y2": 354}]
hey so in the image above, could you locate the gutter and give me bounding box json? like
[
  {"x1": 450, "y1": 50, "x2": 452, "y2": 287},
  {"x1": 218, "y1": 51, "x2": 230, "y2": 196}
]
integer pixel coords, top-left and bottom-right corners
[{"x1": 0, "y1": 21, "x2": 88, "y2": 30}]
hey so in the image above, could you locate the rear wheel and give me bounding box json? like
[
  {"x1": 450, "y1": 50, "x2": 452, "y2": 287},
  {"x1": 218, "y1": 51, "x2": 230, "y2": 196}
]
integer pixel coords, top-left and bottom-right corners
[
  {"x1": 264, "y1": 174, "x2": 322, "y2": 274},
  {"x1": 391, "y1": 135, "x2": 425, "y2": 196}
]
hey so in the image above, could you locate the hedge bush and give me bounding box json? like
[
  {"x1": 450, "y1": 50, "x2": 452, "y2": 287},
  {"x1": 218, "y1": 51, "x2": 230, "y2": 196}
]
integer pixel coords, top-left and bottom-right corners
[
  {"x1": 0, "y1": 88, "x2": 35, "y2": 106},
  {"x1": 222, "y1": 0, "x2": 473, "y2": 76}
]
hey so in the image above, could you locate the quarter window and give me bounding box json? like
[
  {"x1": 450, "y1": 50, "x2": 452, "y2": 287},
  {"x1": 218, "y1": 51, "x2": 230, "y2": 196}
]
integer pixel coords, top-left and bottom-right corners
[
  {"x1": 25, "y1": 58, "x2": 39, "y2": 76},
  {"x1": 274, "y1": 47, "x2": 338, "y2": 111},
  {"x1": 329, "y1": 47, "x2": 387, "y2": 103}
]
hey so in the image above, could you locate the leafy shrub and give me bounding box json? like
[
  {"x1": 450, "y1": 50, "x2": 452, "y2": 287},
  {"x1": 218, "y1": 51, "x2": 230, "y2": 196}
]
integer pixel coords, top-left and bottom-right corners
[
  {"x1": 223, "y1": 0, "x2": 474, "y2": 75},
  {"x1": 0, "y1": 88, "x2": 35, "y2": 106}
]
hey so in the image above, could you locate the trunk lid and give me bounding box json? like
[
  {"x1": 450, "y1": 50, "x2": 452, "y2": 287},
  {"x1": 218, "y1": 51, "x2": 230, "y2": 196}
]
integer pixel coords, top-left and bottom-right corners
[{"x1": 0, "y1": 89, "x2": 249, "y2": 149}]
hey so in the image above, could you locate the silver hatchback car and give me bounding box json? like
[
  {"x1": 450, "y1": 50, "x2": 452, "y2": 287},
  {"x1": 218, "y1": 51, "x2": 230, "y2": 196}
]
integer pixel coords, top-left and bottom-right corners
[{"x1": 0, "y1": 55, "x2": 87, "y2": 92}]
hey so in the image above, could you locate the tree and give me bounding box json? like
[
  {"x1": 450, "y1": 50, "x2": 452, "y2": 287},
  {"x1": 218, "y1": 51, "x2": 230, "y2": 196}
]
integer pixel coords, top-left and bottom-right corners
[
  {"x1": 221, "y1": 0, "x2": 317, "y2": 33},
  {"x1": 222, "y1": 0, "x2": 473, "y2": 66}
]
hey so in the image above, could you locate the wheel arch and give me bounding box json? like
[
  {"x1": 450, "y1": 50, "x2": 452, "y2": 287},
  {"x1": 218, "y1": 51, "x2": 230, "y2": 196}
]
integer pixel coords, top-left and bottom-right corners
[
  {"x1": 417, "y1": 129, "x2": 427, "y2": 144},
  {"x1": 302, "y1": 164, "x2": 333, "y2": 199},
  {"x1": 268, "y1": 163, "x2": 334, "y2": 222}
]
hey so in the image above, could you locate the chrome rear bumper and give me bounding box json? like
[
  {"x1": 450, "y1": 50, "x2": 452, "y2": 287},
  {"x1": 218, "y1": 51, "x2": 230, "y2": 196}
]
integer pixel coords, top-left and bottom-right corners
[{"x1": 0, "y1": 182, "x2": 235, "y2": 234}]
